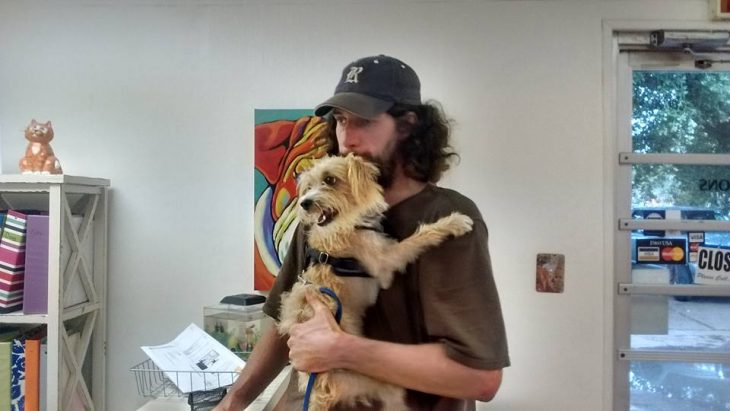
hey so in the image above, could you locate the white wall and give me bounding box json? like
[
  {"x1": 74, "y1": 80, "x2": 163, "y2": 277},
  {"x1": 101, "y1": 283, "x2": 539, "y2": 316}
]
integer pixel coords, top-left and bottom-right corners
[{"x1": 0, "y1": 1, "x2": 715, "y2": 410}]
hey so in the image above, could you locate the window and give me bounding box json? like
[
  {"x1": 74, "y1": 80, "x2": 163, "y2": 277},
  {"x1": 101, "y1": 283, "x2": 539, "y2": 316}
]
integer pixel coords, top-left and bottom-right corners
[{"x1": 613, "y1": 32, "x2": 730, "y2": 411}]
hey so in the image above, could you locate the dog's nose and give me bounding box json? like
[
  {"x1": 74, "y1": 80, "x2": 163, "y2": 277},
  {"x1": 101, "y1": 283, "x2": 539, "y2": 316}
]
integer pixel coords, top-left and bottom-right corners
[{"x1": 300, "y1": 199, "x2": 313, "y2": 211}]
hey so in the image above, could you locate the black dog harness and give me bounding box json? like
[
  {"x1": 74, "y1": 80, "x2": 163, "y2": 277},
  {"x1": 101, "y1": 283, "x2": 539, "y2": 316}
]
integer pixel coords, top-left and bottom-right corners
[
  {"x1": 304, "y1": 225, "x2": 383, "y2": 278},
  {"x1": 305, "y1": 247, "x2": 371, "y2": 277}
]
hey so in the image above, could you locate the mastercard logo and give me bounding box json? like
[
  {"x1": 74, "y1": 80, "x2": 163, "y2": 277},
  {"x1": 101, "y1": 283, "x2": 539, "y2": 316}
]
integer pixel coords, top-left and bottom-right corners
[{"x1": 661, "y1": 246, "x2": 685, "y2": 262}]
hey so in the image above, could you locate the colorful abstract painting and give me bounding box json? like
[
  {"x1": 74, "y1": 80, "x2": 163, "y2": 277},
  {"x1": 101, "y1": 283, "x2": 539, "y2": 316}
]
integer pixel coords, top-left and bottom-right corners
[{"x1": 254, "y1": 110, "x2": 328, "y2": 290}]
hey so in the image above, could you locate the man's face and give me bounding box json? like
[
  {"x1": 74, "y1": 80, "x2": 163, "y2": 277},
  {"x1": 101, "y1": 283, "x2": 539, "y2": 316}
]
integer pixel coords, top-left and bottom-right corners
[{"x1": 333, "y1": 110, "x2": 402, "y2": 187}]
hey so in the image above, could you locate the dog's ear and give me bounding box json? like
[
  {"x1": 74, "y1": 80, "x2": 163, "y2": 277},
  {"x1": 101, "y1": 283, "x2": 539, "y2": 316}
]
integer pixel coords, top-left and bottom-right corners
[{"x1": 346, "y1": 154, "x2": 379, "y2": 202}]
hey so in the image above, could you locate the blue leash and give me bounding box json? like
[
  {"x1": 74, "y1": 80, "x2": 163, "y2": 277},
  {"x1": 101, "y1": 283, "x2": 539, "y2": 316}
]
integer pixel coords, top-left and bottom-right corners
[{"x1": 302, "y1": 287, "x2": 343, "y2": 411}]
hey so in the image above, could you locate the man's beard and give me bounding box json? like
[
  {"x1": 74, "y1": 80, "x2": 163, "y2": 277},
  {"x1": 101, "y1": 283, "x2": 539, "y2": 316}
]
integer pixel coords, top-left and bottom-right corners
[
  {"x1": 376, "y1": 156, "x2": 396, "y2": 188},
  {"x1": 361, "y1": 152, "x2": 397, "y2": 189}
]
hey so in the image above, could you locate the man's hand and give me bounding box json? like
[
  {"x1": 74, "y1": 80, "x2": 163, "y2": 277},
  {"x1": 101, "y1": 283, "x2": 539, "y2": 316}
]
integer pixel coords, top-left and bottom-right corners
[
  {"x1": 212, "y1": 395, "x2": 240, "y2": 411},
  {"x1": 286, "y1": 289, "x2": 344, "y2": 373}
]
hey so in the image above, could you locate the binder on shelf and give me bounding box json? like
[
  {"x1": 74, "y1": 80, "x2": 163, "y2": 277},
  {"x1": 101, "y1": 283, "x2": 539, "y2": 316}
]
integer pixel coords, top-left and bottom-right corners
[
  {"x1": 10, "y1": 335, "x2": 26, "y2": 410},
  {"x1": 18, "y1": 214, "x2": 91, "y2": 313},
  {"x1": 23, "y1": 215, "x2": 49, "y2": 314},
  {"x1": 24, "y1": 329, "x2": 45, "y2": 411},
  {"x1": 0, "y1": 338, "x2": 11, "y2": 410},
  {"x1": 39, "y1": 343, "x2": 47, "y2": 411},
  {"x1": 0, "y1": 211, "x2": 28, "y2": 268},
  {"x1": 0, "y1": 211, "x2": 27, "y2": 313}
]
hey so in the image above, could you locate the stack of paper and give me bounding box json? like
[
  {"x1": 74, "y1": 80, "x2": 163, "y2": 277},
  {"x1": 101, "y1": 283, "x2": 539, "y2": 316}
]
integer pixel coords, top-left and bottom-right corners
[{"x1": 141, "y1": 323, "x2": 246, "y2": 393}]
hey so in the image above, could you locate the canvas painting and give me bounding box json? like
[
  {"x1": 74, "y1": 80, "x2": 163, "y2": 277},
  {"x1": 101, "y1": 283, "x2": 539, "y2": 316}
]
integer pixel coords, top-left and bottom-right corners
[
  {"x1": 536, "y1": 253, "x2": 565, "y2": 293},
  {"x1": 254, "y1": 110, "x2": 327, "y2": 290}
]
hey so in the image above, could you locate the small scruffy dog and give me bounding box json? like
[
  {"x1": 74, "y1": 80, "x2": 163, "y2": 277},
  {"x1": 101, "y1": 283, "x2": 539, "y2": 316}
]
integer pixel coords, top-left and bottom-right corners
[{"x1": 278, "y1": 154, "x2": 473, "y2": 411}]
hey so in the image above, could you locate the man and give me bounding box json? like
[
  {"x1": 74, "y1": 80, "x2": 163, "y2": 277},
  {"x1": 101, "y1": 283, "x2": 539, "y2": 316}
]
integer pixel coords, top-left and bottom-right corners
[{"x1": 216, "y1": 55, "x2": 509, "y2": 410}]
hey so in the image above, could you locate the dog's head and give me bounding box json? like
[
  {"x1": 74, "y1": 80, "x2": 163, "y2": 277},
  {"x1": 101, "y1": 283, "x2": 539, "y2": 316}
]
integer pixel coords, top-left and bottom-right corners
[{"x1": 296, "y1": 154, "x2": 387, "y2": 230}]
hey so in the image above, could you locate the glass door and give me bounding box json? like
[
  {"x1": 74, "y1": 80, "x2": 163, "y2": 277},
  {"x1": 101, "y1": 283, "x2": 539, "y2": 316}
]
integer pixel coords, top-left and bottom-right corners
[{"x1": 615, "y1": 50, "x2": 730, "y2": 411}]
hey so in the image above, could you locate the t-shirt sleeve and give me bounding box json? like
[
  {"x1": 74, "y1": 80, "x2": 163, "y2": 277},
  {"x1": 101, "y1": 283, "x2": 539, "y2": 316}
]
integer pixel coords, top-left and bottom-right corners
[
  {"x1": 417, "y1": 217, "x2": 510, "y2": 370},
  {"x1": 262, "y1": 225, "x2": 306, "y2": 322}
]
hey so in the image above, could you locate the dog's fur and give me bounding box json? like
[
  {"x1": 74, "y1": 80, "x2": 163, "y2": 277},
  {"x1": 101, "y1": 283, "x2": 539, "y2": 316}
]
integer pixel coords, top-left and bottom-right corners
[{"x1": 278, "y1": 154, "x2": 473, "y2": 411}]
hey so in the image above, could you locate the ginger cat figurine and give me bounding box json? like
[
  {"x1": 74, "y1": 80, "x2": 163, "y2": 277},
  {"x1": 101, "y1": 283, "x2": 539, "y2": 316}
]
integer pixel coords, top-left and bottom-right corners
[{"x1": 19, "y1": 119, "x2": 63, "y2": 174}]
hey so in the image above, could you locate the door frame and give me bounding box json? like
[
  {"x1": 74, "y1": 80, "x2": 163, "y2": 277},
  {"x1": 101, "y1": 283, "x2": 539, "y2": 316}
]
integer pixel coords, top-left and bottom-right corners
[{"x1": 602, "y1": 19, "x2": 730, "y2": 411}]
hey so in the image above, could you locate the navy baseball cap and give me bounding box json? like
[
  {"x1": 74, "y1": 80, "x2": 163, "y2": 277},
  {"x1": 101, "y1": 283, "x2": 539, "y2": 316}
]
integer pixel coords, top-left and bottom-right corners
[{"x1": 315, "y1": 55, "x2": 421, "y2": 119}]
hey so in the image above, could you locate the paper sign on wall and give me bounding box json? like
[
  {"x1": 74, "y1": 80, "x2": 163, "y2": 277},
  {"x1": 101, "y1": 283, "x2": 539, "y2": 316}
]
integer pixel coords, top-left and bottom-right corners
[{"x1": 695, "y1": 246, "x2": 730, "y2": 285}]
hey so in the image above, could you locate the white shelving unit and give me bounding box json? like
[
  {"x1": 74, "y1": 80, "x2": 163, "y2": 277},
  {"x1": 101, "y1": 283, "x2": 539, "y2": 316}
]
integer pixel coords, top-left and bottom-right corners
[{"x1": 0, "y1": 175, "x2": 109, "y2": 411}]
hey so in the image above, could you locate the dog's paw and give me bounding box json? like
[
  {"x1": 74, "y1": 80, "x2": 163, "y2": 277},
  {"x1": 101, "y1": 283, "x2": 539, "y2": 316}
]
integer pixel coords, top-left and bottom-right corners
[{"x1": 440, "y1": 212, "x2": 474, "y2": 237}]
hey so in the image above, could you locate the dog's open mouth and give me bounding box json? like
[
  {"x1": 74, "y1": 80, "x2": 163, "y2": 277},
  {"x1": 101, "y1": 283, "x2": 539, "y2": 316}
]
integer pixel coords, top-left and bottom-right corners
[{"x1": 317, "y1": 209, "x2": 338, "y2": 226}]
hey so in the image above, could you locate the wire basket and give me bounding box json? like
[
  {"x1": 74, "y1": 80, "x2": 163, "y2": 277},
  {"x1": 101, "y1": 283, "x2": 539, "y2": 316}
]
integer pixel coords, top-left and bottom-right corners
[{"x1": 130, "y1": 358, "x2": 240, "y2": 398}]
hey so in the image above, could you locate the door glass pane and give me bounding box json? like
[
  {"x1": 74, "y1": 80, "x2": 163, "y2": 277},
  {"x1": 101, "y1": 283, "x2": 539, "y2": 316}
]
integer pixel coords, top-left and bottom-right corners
[
  {"x1": 630, "y1": 361, "x2": 730, "y2": 410},
  {"x1": 630, "y1": 295, "x2": 730, "y2": 350},
  {"x1": 633, "y1": 71, "x2": 730, "y2": 155},
  {"x1": 632, "y1": 164, "x2": 730, "y2": 220}
]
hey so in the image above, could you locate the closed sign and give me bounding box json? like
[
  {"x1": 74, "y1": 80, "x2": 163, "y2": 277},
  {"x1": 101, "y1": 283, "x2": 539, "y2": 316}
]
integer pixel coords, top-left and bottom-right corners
[{"x1": 695, "y1": 246, "x2": 730, "y2": 285}]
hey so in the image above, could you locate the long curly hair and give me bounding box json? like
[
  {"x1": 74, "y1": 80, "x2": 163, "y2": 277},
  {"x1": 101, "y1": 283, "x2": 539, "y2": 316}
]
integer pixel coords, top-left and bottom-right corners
[{"x1": 319, "y1": 101, "x2": 459, "y2": 183}]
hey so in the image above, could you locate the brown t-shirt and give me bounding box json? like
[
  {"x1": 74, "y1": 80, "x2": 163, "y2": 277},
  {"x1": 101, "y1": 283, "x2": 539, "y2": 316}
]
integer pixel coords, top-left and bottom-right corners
[{"x1": 263, "y1": 184, "x2": 510, "y2": 410}]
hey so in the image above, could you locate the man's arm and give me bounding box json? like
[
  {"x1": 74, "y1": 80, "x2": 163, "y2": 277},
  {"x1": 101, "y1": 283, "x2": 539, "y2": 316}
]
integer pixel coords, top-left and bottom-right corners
[
  {"x1": 287, "y1": 291, "x2": 503, "y2": 402},
  {"x1": 214, "y1": 325, "x2": 290, "y2": 411}
]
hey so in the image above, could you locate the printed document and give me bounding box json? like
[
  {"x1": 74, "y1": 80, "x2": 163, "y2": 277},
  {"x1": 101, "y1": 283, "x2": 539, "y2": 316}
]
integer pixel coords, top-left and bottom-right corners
[{"x1": 141, "y1": 323, "x2": 245, "y2": 393}]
